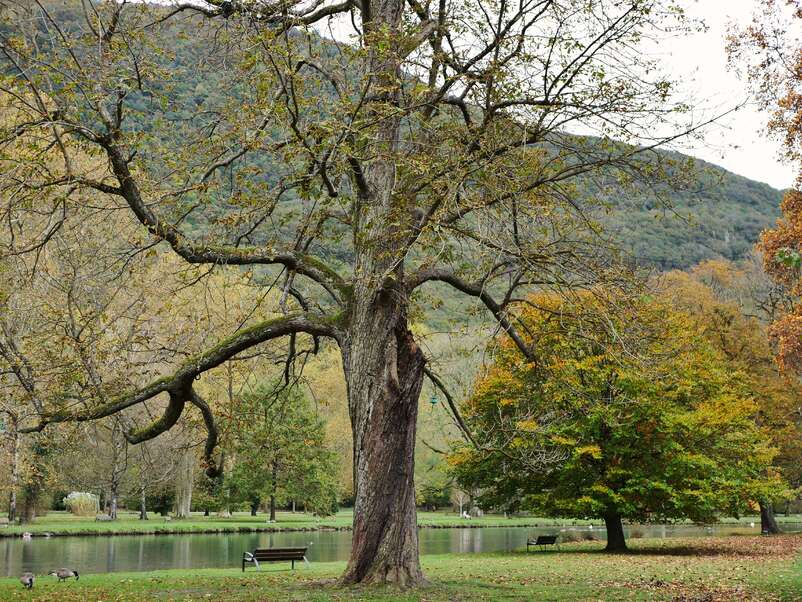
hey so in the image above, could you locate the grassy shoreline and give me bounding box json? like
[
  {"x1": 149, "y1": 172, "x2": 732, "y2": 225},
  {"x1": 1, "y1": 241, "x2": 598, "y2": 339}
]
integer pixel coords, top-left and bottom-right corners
[
  {"x1": 1, "y1": 535, "x2": 800, "y2": 600},
  {"x1": 2, "y1": 509, "x2": 800, "y2": 539},
  {"x1": 0, "y1": 510, "x2": 566, "y2": 538}
]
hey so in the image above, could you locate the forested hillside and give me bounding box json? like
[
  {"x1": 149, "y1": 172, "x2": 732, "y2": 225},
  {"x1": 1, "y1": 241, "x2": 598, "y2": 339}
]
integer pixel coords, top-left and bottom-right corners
[
  {"x1": 605, "y1": 160, "x2": 781, "y2": 269},
  {"x1": 143, "y1": 14, "x2": 786, "y2": 270},
  {"x1": 4, "y1": 3, "x2": 780, "y2": 271}
]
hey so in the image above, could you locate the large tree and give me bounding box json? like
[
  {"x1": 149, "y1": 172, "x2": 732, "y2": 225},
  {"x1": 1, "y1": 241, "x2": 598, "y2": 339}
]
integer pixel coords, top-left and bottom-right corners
[
  {"x1": 1, "y1": 0, "x2": 704, "y2": 584},
  {"x1": 226, "y1": 382, "x2": 339, "y2": 519},
  {"x1": 662, "y1": 260, "x2": 802, "y2": 533},
  {"x1": 450, "y1": 293, "x2": 780, "y2": 552}
]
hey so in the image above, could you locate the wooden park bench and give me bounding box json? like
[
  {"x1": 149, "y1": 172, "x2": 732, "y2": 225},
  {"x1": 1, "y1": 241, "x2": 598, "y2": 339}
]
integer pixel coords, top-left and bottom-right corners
[
  {"x1": 526, "y1": 535, "x2": 560, "y2": 552},
  {"x1": 242, "y1": 547, "x2": 308, "y2": 571}
]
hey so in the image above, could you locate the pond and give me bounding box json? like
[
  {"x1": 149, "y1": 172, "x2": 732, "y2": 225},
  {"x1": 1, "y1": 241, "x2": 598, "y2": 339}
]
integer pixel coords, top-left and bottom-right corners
[{"x1": 2, "y1": 523, "x2": 798, "y2": 577}]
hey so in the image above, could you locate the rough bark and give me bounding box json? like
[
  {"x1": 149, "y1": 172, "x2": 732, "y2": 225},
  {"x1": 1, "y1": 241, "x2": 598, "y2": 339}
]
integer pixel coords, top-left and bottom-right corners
[
  {"x1": 20, "y1": 482, "x2": 40, "y2": 524},
  {"x1": 340, "y1": 303, "x2": 425, "y2": 586},
  {"x1": 760, "y1": 500, "x2": 781, "y2": 534},
  {"x1": 604, "y1": 512, "x2": 628, "y2": 552}
]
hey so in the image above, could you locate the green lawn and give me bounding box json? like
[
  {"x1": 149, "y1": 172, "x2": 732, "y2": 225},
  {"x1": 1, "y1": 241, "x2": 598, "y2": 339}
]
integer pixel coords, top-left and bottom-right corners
[
  {"x1": 3, "y1": 509, "x2": 799, "y2": 538},
  {"x1": 1, "y1": 535, "x2": 801, "y2": 601}
]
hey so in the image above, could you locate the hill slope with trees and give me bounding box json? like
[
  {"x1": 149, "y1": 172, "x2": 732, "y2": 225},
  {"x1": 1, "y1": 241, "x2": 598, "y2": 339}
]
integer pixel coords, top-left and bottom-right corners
[{"x1": 1, "y1": 3, "x2": 780, "y2": 272}]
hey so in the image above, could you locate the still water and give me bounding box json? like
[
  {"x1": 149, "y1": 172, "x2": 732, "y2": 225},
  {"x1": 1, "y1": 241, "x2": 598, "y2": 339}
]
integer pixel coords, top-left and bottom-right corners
[{"x1": 2, "y1": 523, "x2": 798, "y2": 577}]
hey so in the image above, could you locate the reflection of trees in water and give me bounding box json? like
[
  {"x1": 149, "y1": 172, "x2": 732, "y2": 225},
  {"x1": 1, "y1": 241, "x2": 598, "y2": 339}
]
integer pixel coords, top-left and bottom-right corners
[
  {"x1": 137, "y1": 539, "x2": 144, "y2": 571},
  {"x1": 2, "y1": 539, "x2": 16, "y2": 576},
  {"x1": 107, "y1": 539, "x2": 116, "y2": 572},
  {"x1": 5, "y1": 524, "x2": 802, "y2": 576}
]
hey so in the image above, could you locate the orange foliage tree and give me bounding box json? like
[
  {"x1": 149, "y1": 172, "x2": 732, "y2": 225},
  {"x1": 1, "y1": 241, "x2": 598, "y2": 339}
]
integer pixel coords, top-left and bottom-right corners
[
  {"x1": 662, "y1": 261, "x2": 802, "y2": 531},
  {"x1": 729, "y1": 2, "x2": 802, "y2": 375}
]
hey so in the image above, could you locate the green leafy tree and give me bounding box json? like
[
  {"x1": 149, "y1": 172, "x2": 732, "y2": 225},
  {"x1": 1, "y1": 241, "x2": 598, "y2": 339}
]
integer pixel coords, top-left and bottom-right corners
[
  {"x1": 226, "y1": 384, "x2": 338, "y2": 520},
  {"x1": 450, "y1": 293, "x2": 781, "y2": 551}
]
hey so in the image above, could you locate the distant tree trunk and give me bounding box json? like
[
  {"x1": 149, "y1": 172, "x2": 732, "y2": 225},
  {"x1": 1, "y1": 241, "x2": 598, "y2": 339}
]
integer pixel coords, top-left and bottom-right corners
[
  {"x1": 250, "y1": 499, "x2": 259, "y2": 517},
  {"x1": 19, "y1": 434, "x2": 48, "y2": 525},
  {"x1": 291, "y1": 500, "x2": 295, "y2": 513},
  {"x1": 269, "y1": 461, "x2": 278, "y2": 521},
  {"x1": 216, "y1": 452, "x2": 231, "y2": 518},
  {"x1": 20, "y1": 482, "x2": 41, "y2": 524},
  {"x1": 109, "y1": 485, "x2": 119, "y2": 520},
  {"x1": 7, "y1": 426, "x2": 19, "y2": 523},
  {"x1": 760, "y1": 500, "x2": 781, "y2": 534},
  {"x1": 139, "y1": 485, "x2": 148, "y2": 520},
  {"x1": 604, "y1": 512, "x2": 627, "y2": 552},
  {"x1": 204, "y1": 508, "x2": 209, "y2": 517},
  {"x1": 108, "y1": 420, "x2": 127, "y2": 520},
  {"x1": 174, "y1": 449, "x2": 195, "y2": 518}
]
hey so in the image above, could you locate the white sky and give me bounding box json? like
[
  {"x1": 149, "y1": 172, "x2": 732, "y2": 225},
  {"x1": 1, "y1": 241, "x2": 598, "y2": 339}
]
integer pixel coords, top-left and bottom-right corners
[{"x1": 663, "y1": 0, "x2": 796, "y2": 189}]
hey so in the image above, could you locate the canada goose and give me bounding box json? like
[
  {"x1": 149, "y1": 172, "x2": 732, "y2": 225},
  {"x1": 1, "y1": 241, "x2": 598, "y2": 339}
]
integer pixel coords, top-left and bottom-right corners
[
  {"x1": 19, "y1": 572, "x2": 34, "y2": 589},
  {"x1": 49, "y1": 568, "x2": 79, "y2": 582}
]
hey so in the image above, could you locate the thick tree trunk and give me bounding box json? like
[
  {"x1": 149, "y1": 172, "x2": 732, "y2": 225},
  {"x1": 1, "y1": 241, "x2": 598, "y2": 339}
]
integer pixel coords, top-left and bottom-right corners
[
  {"x1": 340, "y1": 306, "x2": 425, "y2": 586},
  {"x1": 760, "y1": 500, "x2": 781, "y2": 534},
  {"x1": 604, "y1": 512, "x2": 627, "y2": 552},
  {"x1": 20, "y1": 482, "x2": 40, "y2": 524},
  {"x1": 336, "y1": 0, "x2": 424, "y2": 586}
]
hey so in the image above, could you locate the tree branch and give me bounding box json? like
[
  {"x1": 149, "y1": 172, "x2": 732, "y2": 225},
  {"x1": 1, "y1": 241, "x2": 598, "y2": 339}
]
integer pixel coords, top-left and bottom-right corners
[
  {"x1": 19, "y1": 313, "x2": 341, "y2": 436},
  {"x1": 408, "y1": 268, "x2": 534, "y2": 360},
  {"x1": 101, "y1": 143, "x2": 346, "y2": 302}
]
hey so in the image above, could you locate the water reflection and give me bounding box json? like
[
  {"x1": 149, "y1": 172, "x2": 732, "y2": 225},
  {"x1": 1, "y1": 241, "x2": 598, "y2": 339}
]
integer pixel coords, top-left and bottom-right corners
[{"x1": 1, "y1": 523, "x2": 798, "y2": 577}]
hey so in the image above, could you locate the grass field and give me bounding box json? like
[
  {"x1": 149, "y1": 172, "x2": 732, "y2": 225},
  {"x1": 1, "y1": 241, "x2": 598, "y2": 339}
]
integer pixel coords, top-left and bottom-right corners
[
  {"x1": 0, "y1": 535, "x2": 800, "y2": 600},
  {"x1": 2, "y1": 509, "x2": 799, "y2": 538}
]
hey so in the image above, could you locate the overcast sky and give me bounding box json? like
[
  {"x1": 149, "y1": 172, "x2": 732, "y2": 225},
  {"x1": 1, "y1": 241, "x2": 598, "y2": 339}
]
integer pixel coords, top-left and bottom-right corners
[{"x1": 664, "y1": 0, "x2": 795, "y2": 189}]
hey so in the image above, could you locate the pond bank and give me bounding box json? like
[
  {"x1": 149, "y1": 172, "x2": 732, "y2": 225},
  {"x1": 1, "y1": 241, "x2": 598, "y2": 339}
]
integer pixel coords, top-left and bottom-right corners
[
  {"x1": 0, "y1": 521, "x2": 546, "y2": 539},
  {"x1": 2, "y1": 510, "x2": 799, "y2": 539}
]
